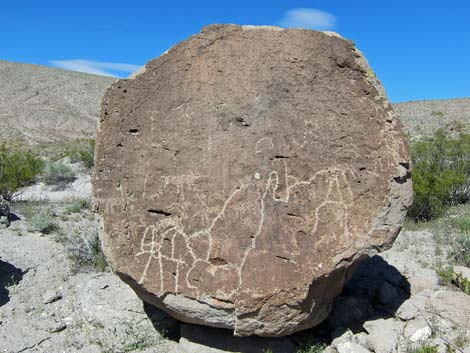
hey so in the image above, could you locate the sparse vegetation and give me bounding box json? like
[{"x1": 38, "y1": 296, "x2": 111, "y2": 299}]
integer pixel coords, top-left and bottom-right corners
[
  {"x1": 53, "y1": 138, "x2": 95, "y2": 169},
  {"x1": 409, "y1": 345, "x2": 439, "y2": 353},
  {"x1": 43, "y1": 160, "x2": 76, "y2": 186},
  {"x1": 408, "y1": 129, "x2": 470, "y2": 222},
  {"x1": 0, "y1": 144, "x2": 43, "y2": 201},
  {"x1": 7, "y1": 274, "x2": 20, "y2": 295},
  {"x1": 436, "y1": 266, "x2": 454, "y2": 286},
  {"x1": 104, "y1": 321, "x2": 166, "y2": 353},
  {"x1": 453, "y1": 271, "x2": 470, "y2": 294},
  {"x1": 443, "y1": 215, "x2": 470, "y2": 267},
  {"x1": 431, "y1": 110, "x2": 444, "y2": 118},
  {"x1": 56, "y1": 226, "x2": 108, "y2": 271},
  {"x1": 29, "y1": 207, "x2": 58, "y2": 234},
  {"x1": 436, "y1": 266, "x2": 470, "y2": 294},
  {"x1": 66, "y1": 198, "x2": 90, "y2": 214},
  {"x1": 296, "y1": 339, "x2": 326, "y2": 353}
]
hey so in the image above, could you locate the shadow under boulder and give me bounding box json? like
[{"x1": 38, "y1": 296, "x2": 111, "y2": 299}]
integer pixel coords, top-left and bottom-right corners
[
  {"x1": 173, "y1": 324, "x2": 298, "y2": 353},
  {"x1": 139, "y1": 255, "x2": 410, "y2": 352},
  {"x1": 0, "y1": 259, "x2": 24, "y2": 307},
  {"x1": 325, "y1": 255, "x2": 411, "y2": 338}
]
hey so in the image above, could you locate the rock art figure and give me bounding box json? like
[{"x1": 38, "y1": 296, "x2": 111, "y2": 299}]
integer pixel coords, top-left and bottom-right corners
[{"x1": 92, "y1": 24, "x2": 412, "y2": 337}]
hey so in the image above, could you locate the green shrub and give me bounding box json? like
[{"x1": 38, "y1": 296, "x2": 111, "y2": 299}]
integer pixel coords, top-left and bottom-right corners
[
  {"x1": 43, "y1": 161, "x2": 75, "y2": 186},
  {"x1": 296, "y1": 342, "x2": 326, "y2": 353},
  {"x1": 436, "y1": 266, "x2": 454, "y2": 286},
  {"x1": 453, "y1": 271, "x2": 470, "y2": 294},
  {"x1": 29, "y1": 208, "x2": 58, "y2": 234},
  {"x1": 72, "y1": 138, "x2": 94, "y2": 169},
  {"x1": 0, "y1": 145, "x2": 43, "y2": 201},
  {"x1": 411, "y1": 345, "x2": 439, "y2": 353},
  {"x1": 66, "y1": 198, "x2": 90, "y2": 214},
  {"x1": 436, "y1": 266, "x2": 470, "y2": 294},
  {"x1": 56, "y1": 138, "x2": 95, "y2": 169},
  {"x1": 408, "y1": 130, "x2": 470, "y2": 221}
]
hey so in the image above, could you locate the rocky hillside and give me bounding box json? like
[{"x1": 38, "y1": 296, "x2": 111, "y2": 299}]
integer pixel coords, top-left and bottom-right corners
[
  {"x1": 0, "y1": 60, "x2": 114, "y2": 146},
  {"x1": 1, "y1": 60, "x2": 469, "y2": 145},
  {"x1": 395, "y1": 98, "x2": 470, "y2": 137}
]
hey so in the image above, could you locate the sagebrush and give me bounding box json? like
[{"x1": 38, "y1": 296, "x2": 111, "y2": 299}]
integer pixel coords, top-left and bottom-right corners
[
  {"x1": 43, "y1": 160, "x2": 75, "y2": 186},
  {"x1": 66, "y1": 198, "x2": 90, "y2": 214},
  {"x1": 29, "y1": 208, "x2": 58, "y2": 234},
  {"x1": 56, "y1": 226, "x2": 108, "y2": 271}
]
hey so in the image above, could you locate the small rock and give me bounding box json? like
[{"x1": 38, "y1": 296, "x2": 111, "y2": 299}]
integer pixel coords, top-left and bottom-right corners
[
  {"x1": 377, "y1": 281, "x2": 398, "y2": 304},
  {"x1": 396, "y1": 300, "x2": 419, "y2": 321},
  {"x1": 43, "y1": 290, "x2": 63, "y2": 304},
  {"x1": 364, "y1": 318, "x2": 403, "y2": 353},
  {"x1": 332, "y1": 330, "x2": 355, "y2": 349},
  {"x1": 408, "y1": 276, "x2": 439, "y2": 295},
  {"x1": 404, "y1": 317, "x2": 432, "y2": 342},
  {"x1": 354, "y1": 333, "x2": 369, "y2": 348},
  {"x1": 425, "y1": 291, "x2": 470, "y2": 329},
  {"x1": 337, "y1": 342, "x2": 371, "y2": 353},
  {"x1": 0, "y1": 197, "x2": 11, "y2": 229},
  {"x1": 49, "y1": 322, "x2": 67, "y2": 333},
  {"x1": 324, "y1": 347, "x2": 338, "y2": 353}
]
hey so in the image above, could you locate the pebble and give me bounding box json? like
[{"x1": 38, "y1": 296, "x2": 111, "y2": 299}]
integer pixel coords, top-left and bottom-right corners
[
  {"x1": 49, "y1": 322, "x2": 67, "y2": 333},
  {"x1": 43, "y1": 290, "x2": 63, "y2": 304}
]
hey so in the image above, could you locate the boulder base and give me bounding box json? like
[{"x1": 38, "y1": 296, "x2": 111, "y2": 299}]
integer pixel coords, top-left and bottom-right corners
[{"x1": 92, "y1": 24, "x2": 412, "y2": 336}]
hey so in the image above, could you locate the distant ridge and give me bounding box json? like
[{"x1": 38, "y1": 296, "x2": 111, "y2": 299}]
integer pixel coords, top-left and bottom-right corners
[
  {"x1": 395, "y1": 97, "x2": 470, "y2": 137},
  {"x1": 1, "y1": 60, "x2": 469, "y2": 145},
  {"x1": 0, "y1": 60, "x2": 115, "y2": 145}
]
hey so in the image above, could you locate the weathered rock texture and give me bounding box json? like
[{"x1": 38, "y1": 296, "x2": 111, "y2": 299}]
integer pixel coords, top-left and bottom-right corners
[{"x1": 92, "y1": 24, "x2": 412, "y2": 337}]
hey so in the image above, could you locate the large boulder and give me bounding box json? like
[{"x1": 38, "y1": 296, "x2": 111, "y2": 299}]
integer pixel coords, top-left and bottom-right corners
[{"x1": 92, "y1": 24, "x2": 412, "y2": 337}]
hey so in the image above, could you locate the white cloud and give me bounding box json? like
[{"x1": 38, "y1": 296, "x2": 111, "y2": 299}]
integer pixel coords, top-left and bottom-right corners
[
  {"x1": 279, "y1": 8, "x2": 337, "y2": 30},
  {"x1": 50, "y1": 59, "x2": 141, "y2": 77}
]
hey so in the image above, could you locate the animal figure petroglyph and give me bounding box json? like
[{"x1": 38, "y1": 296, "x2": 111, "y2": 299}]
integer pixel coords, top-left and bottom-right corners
[{"x1": 134, "y1": 152, "x2": 360, "y2": 301}]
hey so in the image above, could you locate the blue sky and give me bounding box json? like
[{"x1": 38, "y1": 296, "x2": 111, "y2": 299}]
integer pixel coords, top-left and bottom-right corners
[{"x1": 1, "y1": 1, "x2": 469, "y2": 102}]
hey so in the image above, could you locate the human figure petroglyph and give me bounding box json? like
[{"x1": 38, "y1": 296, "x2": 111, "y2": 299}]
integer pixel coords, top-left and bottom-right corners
[
  {"x1": 132, "y1": 152, "x2": 363, "y2": 302},
  {"x1": 93, "y1": 25, "x2": 412, "y2": 336}
]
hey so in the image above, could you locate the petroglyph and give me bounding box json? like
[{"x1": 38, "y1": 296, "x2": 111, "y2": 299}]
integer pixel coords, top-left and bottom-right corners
[
  {"x1": 93, "y1": 24, "x2": 412, "y2": 336},
  {"x1": 132, "y1": 156, "x2": 362, "y2": 303}
]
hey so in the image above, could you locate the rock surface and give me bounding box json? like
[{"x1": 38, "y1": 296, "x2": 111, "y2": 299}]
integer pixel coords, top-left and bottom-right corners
[{"x1": 93, "y1": 24, "x2": 412, "y2": 336}]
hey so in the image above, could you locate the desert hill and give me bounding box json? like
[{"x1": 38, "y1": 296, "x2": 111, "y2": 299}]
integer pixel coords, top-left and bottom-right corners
[
  {"x1": 0, "y1": 60, "x2": 115, "y2": 146},
  {"x1": 395, "y1": 98, "x2": 470, "y2": 137},
  {"x1": 1, "y1": 60, "x2": 469, "y2": 144}
]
